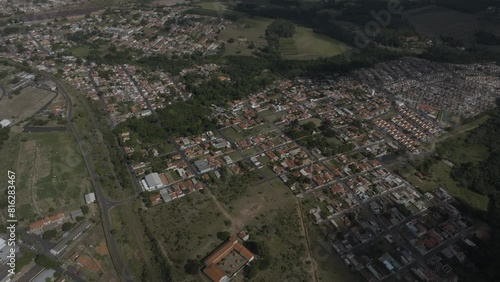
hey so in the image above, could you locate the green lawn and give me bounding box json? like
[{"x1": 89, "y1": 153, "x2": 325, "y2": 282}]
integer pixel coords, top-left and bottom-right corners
[
  {"x1": 70, "y1": 45, "x2": 91, "y2": 58},
  {"x1": 218, "y1": 16, "x2": 272, "y2": 56},
  {"x1": 282, "y1": 26, "x2": 348, "y2": 60},
  {"x1": 32, "y1": 132, "x2": 91, "y2": 213},
  {"x1": 142, "y1": 193, "x2": 229, "y2": 281}
]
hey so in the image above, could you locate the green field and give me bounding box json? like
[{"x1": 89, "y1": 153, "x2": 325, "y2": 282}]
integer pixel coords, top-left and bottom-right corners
[
  {"x1": 218, "y1": 16, "x2": 272, "y2": 56},
  {"x1": 215, "y1": 6, "x2": 348, "y2": 58},
  {"x1": 306, "y1": 221, "x2": 365, "y2": 282},
  {"x1": 70, "y1": 45, "x2": 91, "y2": 58},
  {"x1": 30, "y1": 132, "x2": 91, "y2": 214},
  {"x1": 282, "y1": 26, "x2": 348, "y2": 59},
  {"x1": 141, "y1": 193, "x2": 229, "y2": 281},
  {"x1": 403, "y1": 161, "x2": 488, "y2": 211},
  {"x1": 0, "y1": 131, "x2": 91, "y2": 222}
]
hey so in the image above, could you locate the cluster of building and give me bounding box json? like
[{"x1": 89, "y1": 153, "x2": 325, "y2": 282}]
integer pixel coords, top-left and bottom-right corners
[
  {"x1": 0, "y1": 0, "x2": 87, "y2": 15},
  {"x1": 314, "y1": 171, "x2": 478, "y2": 282}
]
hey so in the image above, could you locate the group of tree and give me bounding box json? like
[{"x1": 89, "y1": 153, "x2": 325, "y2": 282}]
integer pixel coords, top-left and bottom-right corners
[
  {"x1": 264, "y1": 19, "x2": 295, "y2": 54},
  {"x1": 447, "y1": 106, "x2": 500, "y2": 281},
  {"x1": 475, "y1": 31, "x2": 500, "y2": 46}
]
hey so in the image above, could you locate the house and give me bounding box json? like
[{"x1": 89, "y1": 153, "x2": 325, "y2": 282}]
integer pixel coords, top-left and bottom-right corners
[
  {"x1": 28, "y1": 213, "x2": 66, "y2": 234},
  {"x1": 159, "y1": 188, "x2": 171, "y2": 203},
  {"x1": 85, "y1": 193, "x2": 96, "y2": 204},
  {"x1": 70, "y1": 209, "x2": 84, "y2": 220},
  {"x1": 238, "y1": 231, "x2": 249, "y2": 241},
  {"x1": 149, "y1": 193, "x2": 162, "y2": 206}
]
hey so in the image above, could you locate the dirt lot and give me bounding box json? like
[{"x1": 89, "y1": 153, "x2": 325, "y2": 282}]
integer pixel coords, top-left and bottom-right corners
[
  {"x1": 63, "y1": 224, "x2": 119, "y2": 282},
  {"x1": 0, "y1": 87, "x2": 56, "y2": 124}
]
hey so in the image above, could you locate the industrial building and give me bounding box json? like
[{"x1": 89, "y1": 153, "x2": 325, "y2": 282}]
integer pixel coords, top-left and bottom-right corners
[{"x1": 142, "y1": 172, "x2": 165, "y2": 191}]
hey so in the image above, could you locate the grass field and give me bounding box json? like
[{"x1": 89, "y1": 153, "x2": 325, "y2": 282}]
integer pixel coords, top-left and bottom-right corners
[
  {"x1": 216, "y1": 7, "x2": 348, "y2": 58},
  {"x1": 436, "y1": 132, "x2": 489, "y2": 164},
  {"x1": 281, "y1": 26, "x2": 348, "y2": 60},
  {"x1": 216, "y1": 176, "x2": 313, "y2": 280},
  {"x1": 218, "y1": 16, "x2": 272, "y2": 56},
  {"x1": 226, "y1": 178, "x2": 292, "y2": 226},
  {"x1": 402, "y1": 161, "x2": 488, "y2": 211},
  {"x1": 70, "y1": 45, "x2": 91, "y2": 58},
  {"x1": 306, "y1": 221, "x2": 365, "y2": 282},
  {"x1": 0, "y1": 87, "x2": 56, "y2": 125},
  {"x1": 27, "y1": 132, "x2": 91, "y2": 216},
  {"x1": 0, "y1": 131, "x2": 91, "y2": 222},
  {"x1": 111, "y1": 201, "x2": 157, "y2": 281},
  {"x1": 141, "y1": 192, "x2": 228, "y2": 281}
]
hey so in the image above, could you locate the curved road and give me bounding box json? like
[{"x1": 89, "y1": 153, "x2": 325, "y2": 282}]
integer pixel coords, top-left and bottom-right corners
[{"x1": 52, "y1": 78, "x2": 135, "y2": 281}]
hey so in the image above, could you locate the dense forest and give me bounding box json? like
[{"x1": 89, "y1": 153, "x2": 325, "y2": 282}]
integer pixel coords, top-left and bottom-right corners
[{"x1": 449, "y1": 106, "x2": 500, "y2": 281}]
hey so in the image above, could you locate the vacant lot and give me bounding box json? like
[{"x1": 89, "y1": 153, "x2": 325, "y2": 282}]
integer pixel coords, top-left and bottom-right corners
[
  {"x1": 141, "y1": 192, "x2": 228, "y2": 281},
  {"x1": 226, "y1": 178, "x2": 293, "y2": 226},
  {"x1": 0, "y1": 87, "x2": 56, "y2": 124},
  {"x1": 403, "y1": 5, "x2": 479, "y2": 45},
  {"x1": 62, "y1": 224, "x2": 118, "y2": 282},
  {"x1": 13, "y1": 132, "x2": 91, "y2": 220},
  {"x1": 306, "y1": 221, "x2": 365, "y2": 282},
  {"x1": 111, "y1": 201, "x2": 157, "y2": 281},
  {"x1": 216, "y1": 176, "x2": 312, "y2": 281}
]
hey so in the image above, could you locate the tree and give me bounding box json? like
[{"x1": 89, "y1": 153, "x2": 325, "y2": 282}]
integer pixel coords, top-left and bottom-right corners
[
  {"x1": 42, "y1": 230, "x2": 57, "y2": 240},
  {"x1": 184, "y1": 259, "x2": 201, "y2": 275},
  {"x1": 80, "y1": 205, "x2": 89, "y2": 215},
  {"x1": 62, "y1": 222, "x2": 74, "y2": 232},
  {"x1": 35, "y1": 254, "x2": 58, "y2": 268},
  {"x1": 216, "y1": 231, "x2": 230, "y2": 241}
]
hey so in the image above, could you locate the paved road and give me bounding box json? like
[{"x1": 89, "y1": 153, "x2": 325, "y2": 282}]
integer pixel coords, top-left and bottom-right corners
[{"x1": 51, "y1": 78, "x2": 133, "y2": 281}]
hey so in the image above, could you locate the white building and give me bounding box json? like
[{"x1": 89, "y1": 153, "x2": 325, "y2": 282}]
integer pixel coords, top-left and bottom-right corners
[
  {"x1": 84, "y1": 192, "x2": 96, "y2": 204},
  {"x1": 0, "y1": 119, "x2": 11, "y2": 128},
  {"x1": 143, "y1": 173, "x2": 164, "y2": 191}
]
